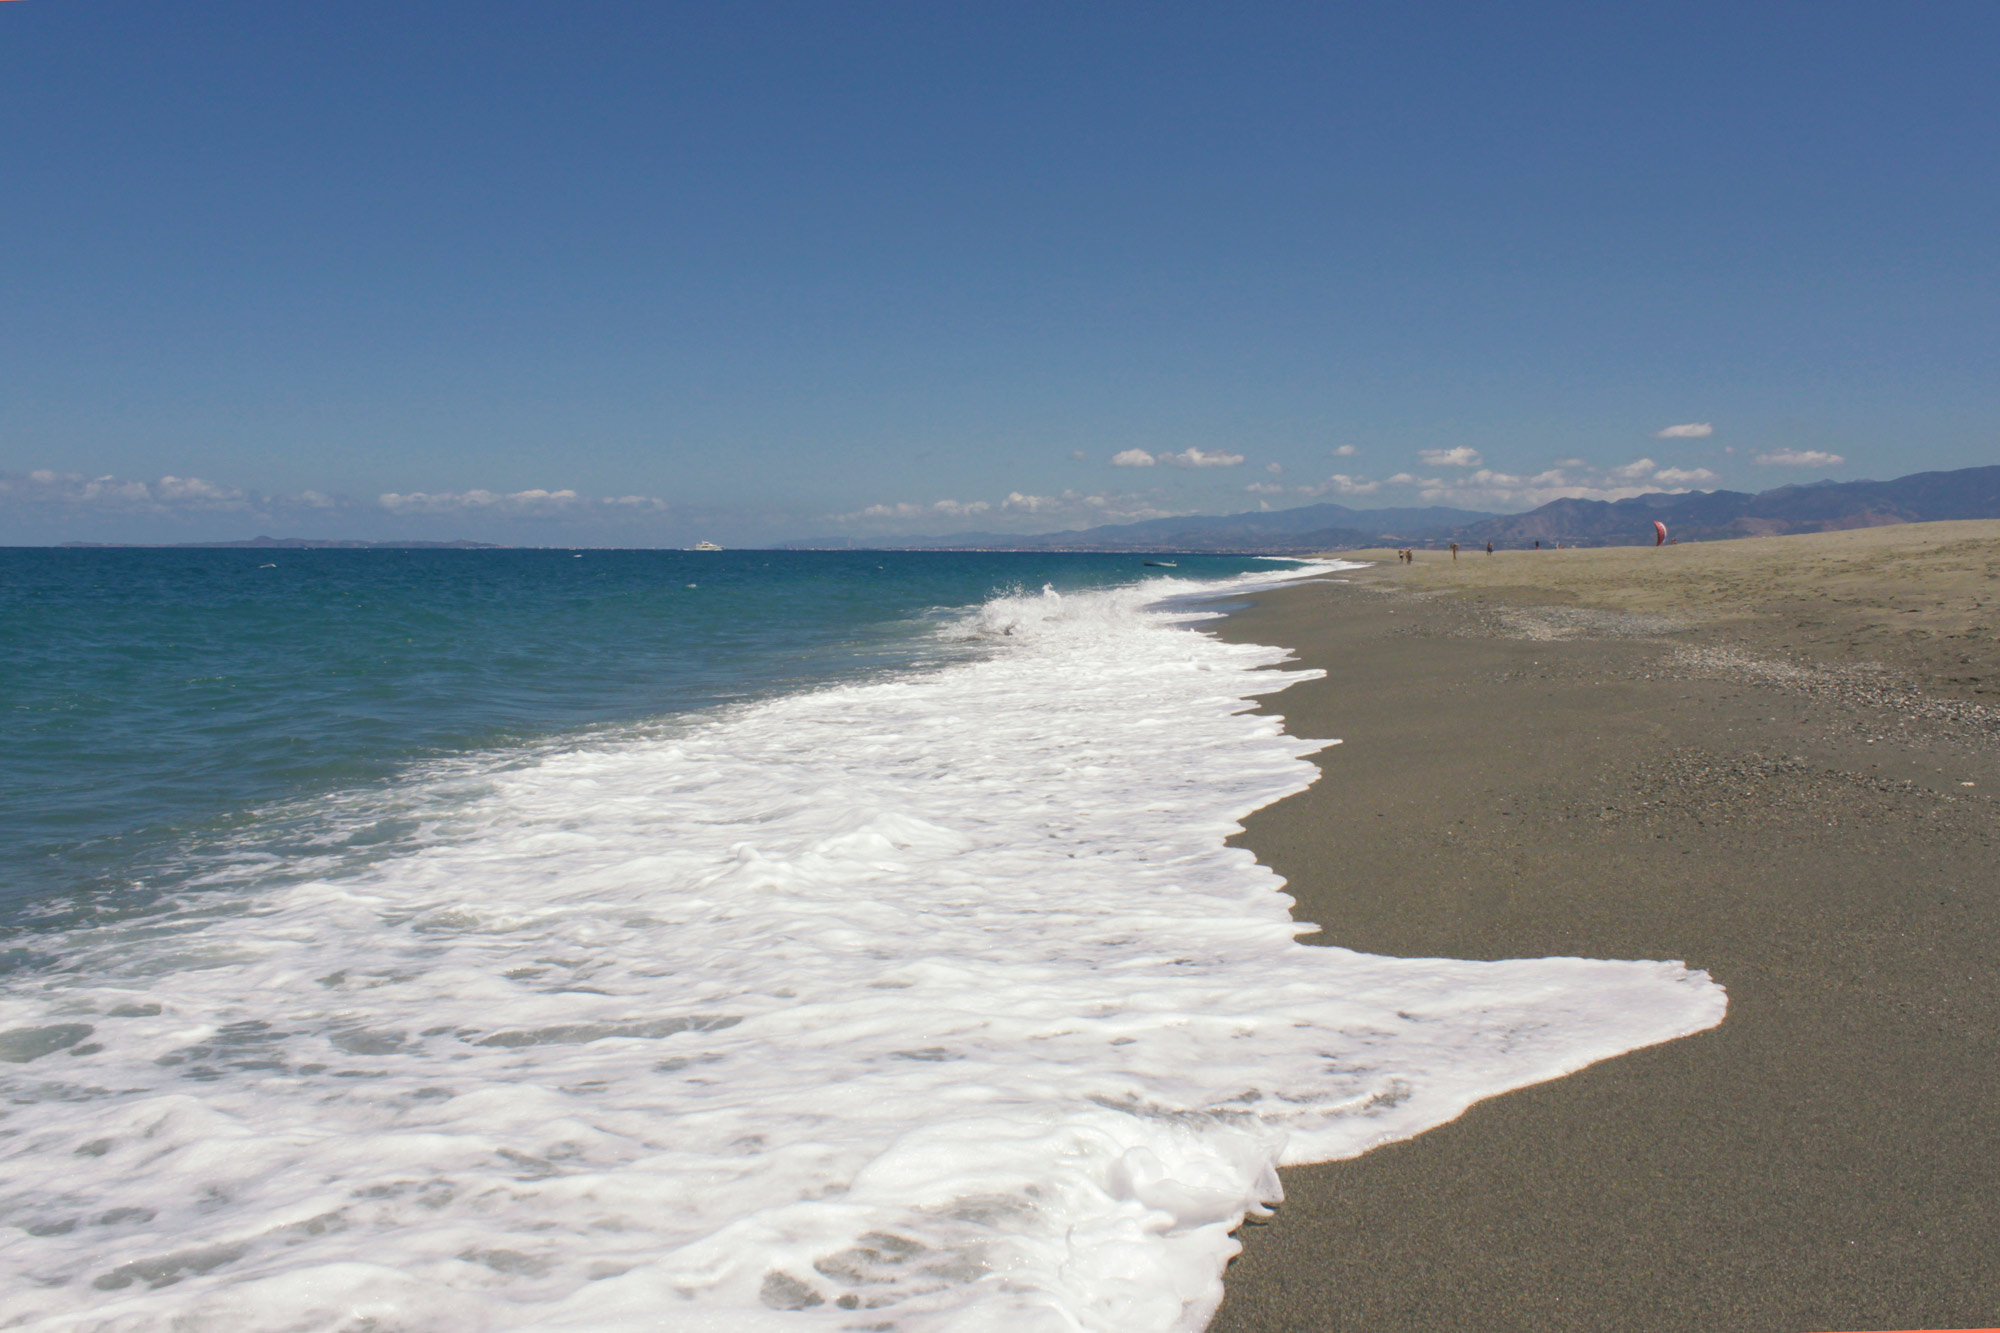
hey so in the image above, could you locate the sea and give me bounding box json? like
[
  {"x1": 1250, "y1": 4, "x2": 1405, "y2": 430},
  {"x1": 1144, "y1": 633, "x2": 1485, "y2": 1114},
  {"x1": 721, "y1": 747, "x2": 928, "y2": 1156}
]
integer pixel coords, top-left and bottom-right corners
[{"x1": 0, "y1": 548, "x2": 1725, "y2": 1331}]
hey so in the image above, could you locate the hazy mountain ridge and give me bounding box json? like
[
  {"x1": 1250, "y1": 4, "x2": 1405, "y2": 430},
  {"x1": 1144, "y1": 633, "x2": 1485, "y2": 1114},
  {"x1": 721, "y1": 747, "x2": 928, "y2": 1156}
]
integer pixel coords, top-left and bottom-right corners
[
  {"x1": 1451, "y1": 465, "x2": 2000, "y2": 547},
  {"x1": 42, "y1": 467, "x2": 2000, "y2": 553},
  {"x1": 790, "y1": 465, "x2": 2000, "y2": 552},
  {"x1": 781, "y1": 504, "x2": 1498, "y2": 552}
]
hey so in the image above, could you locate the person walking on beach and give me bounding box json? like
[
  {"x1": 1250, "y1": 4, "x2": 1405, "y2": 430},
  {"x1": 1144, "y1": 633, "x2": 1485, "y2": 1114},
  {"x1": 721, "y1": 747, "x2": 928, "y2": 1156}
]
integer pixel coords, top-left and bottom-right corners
[
  {"x1": 1449, "y1": 542, "x2": 1459, "y2": 561},
  {"x1": 1485, "y1": 540, "x2": 1493, "y2": 555}
]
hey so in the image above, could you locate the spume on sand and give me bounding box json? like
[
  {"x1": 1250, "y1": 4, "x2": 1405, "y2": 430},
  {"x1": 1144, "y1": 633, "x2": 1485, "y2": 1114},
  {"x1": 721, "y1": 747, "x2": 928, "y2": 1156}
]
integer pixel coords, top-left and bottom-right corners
[{"x1": 0, "y1": 564, "x2": 1724, "y2": 1331}]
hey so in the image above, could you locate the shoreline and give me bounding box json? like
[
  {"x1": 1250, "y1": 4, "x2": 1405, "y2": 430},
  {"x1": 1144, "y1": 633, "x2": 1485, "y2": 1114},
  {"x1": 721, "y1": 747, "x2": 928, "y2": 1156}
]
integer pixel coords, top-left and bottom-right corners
[{"x1": 1209, "y1": 527, "x2": 2000, "y2": 1331}]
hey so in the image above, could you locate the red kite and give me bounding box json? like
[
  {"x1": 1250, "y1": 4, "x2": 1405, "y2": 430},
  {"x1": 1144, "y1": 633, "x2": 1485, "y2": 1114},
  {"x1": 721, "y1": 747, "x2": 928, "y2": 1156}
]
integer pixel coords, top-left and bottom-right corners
[{"x1": 1653, "y1": 520, "x2": 1668, "y2": 546}]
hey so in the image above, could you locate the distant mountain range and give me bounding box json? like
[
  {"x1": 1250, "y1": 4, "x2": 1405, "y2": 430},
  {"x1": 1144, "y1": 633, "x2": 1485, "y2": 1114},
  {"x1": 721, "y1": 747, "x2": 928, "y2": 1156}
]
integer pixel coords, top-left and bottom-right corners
[
  {"x1": 45, "y1": 465, "x2": 2000, "y2": 554},
  {"x1": 781, "y1": 504, "x2": 1500, "y2": 553},
  {"x1": 786, "y1": 465, "x2": 2000, "y2": 553},
  {"x1": 1448, "y1": 465, "x2": 2000, "y2": 548}
]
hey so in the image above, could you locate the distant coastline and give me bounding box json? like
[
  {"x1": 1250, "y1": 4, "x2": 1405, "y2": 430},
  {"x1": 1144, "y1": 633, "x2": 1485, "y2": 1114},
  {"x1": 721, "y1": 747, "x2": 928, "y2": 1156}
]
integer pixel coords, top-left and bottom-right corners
[
  {"x1": 54, "y1": 535, "x2": 506, "y2": 550},
  {"x1": 782, "y1": 462, "x2": 2000, "y2": 554},
  {"x1": 31, "y1": 462, "x2": 2000, "y2": 555}
]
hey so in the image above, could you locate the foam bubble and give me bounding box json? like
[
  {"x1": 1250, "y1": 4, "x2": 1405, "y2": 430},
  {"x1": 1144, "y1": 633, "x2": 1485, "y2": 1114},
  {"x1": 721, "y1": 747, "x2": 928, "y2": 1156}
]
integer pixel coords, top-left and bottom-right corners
[{"x1": 0, "y1": 564, "x2": 1724, "y2": 1330}]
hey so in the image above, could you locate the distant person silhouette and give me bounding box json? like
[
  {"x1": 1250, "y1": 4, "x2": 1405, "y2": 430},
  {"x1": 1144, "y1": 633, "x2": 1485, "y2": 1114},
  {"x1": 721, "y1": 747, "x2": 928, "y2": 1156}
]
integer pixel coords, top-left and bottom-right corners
[{"x1": 1449, "y1": 542, "x2": 1459, "y2": 561}]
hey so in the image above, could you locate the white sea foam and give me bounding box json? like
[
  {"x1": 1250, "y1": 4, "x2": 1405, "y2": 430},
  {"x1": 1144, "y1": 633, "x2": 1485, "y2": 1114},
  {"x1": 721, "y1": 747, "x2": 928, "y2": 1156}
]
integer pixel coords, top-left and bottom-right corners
[{"x1": 0, "y1": 565, "x2": 1725, "y2": 1331}]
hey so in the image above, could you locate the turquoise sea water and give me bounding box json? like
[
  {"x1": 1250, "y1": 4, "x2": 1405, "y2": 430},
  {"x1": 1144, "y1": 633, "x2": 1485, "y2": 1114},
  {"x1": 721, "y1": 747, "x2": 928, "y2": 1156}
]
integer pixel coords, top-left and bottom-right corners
[
  {"x1": 0, "y1": 547, "x2": 1732, "y2": 1330},
  {"x1": 0, "y1": 548, "x2": 1281, "y2": 923}
]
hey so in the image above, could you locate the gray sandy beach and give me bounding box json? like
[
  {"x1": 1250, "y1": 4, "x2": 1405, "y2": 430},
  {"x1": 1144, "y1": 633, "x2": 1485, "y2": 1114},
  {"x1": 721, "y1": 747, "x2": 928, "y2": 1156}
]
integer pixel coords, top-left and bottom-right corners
[{"x1": 1210, "y1": 528, "x2": 2000, "y2": 1332}]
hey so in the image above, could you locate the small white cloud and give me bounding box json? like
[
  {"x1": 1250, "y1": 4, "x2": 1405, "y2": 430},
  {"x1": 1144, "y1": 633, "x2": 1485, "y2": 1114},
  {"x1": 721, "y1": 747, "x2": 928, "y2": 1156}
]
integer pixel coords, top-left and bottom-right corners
[
  {"x1": 853, "y1": 498, "x2": 992, "y2": 519},
  {"x1": 1002, "y1": 492, "x2": 1073, "y2": 513},
  {"x1": 1556, "y1": 458, "x2": 1587, "y2": 467},
  {"x1": 1111, "y1": 449, "x2": 1156, "y2": 467},
  {"x1": 1417, "y1": 447, "x2": 1482, "y2": 468},
  {"x1": 1654, "y1": 423, "x2": 1714, "y2": 439},
  {"x1": 1265, "y1": 462, "x2": 1283, "y2": 474},
  {"x1": 834, "y1": 488, "x2": 1187, "y2": 530},
  {"x1": 1295, "y1": 473, "x2": 1381, "y2": 496},
  {"x1": 1755, "y1": 449, "x2": 1845, "y2": 467},
  {"x1": 379, "y1": 488, "x2": 584, "y2": 513},
  {"x1": 1332, "y1": 445, "x2": 1361, "y2": 457},
  {"x1": 1, "y1": 469, "x2": 252, "y2": 511},
  {"x1": 375, "y1": 487, "x2": 668, "y2": 516},
  {"x1": 1070, "y1": 450, "x2": 1090, "y2": 462},
  {"x1": 1379, "y1": 457, "x2": 1723, "y2": 510},
  {"x1": 1245, "y1": 481, "x2": 1286, "y2": 494},
  {"x1": 1160, "y1": 447, "x2": 1245, "y2": 468},
  {"x1": 154, "y1": 475, "x2": 246, "y2": 503}
]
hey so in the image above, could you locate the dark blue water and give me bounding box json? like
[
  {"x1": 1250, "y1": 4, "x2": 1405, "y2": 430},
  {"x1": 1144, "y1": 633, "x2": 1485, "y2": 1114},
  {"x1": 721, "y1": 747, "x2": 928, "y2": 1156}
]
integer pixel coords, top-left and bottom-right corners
[{"x1": 1, "y1": 548, "x2": 1285, "y2": 918}]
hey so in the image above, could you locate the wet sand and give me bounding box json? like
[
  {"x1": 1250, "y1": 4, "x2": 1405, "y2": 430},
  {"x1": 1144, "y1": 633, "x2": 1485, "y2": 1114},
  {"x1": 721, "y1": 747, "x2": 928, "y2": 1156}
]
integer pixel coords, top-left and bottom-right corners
[{"x1": 1210, "y1": 524, "x2": 2000, "y2": 1332}]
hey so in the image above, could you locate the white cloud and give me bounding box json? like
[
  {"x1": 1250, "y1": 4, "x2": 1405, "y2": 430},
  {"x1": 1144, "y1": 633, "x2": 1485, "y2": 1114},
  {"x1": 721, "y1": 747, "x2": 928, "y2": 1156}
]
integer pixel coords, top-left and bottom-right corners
[
  {"x1": 1654, "y1": 423, "x2": 1714, "y2": 438},
  {"x1": 1417, "y1": 447, "x2": 1482, "y2": 468},
  {"x1": 1265, "y1": 462, "x2": 1283, "y2": 474},
  {"x1": 1070, "y1": 450, "x2": 1090, "y2": 462},
  {"x1": 1160, "y1": 447, "x2": 1245, "y2": 468},
  {"x1": 1378, "y1": 459, "x2": 1719, "y2": 510},
  {"x1": 1755, "y1": 449, "x2": 1845, "y2": 468},
  {"x1": 0, "y1": 467, "x2": 771, "y2": 543},
  {"x1": 0, "y1": 470, "x2": 252, "y2": 511},
  {"x1": 154, "y1": 475, "x2": 246, "y2": 503},
  {"x1": 5, "y1": 469, "x2": 679, "y2": 523},
  {"x1": 1110, "y1": 449, "x2": 1157, "y2": 467},
  {"x1": 1299, "y1": 473, "x2": 1381, "y2": 496},
  {"x1": 834, "y1": 489, "x2": 1187, "y2": 531},
  {"x1": 379, "y1": 488, "x2": 584, "y2": 513},
  {"x1": 1244, "y1": 481, "x2": 1286, "y2": 494},
  {"x1": 854, "y1": 498, "x2": 992, "y2": 520},
  {"x1": 1332, "y1": 445, "x2": 1361, "y2": 457},
  {"x1": 374, "y1": 487, "x2": 675, "y2": 516}
]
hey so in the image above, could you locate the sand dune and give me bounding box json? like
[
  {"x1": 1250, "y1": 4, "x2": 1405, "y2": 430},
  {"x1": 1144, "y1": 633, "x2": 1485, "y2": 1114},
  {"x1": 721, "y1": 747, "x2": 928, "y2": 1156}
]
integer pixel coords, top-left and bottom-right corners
[{"x1": 1338, "y1": 519, "x2": 2000, "y2": 702}]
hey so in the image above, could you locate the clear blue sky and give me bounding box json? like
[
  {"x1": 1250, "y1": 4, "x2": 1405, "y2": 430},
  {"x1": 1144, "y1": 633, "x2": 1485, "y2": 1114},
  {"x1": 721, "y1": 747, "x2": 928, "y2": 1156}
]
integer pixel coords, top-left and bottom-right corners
[{"x1": 3, "y1": 1, "x2": 1996, "y2": 544}]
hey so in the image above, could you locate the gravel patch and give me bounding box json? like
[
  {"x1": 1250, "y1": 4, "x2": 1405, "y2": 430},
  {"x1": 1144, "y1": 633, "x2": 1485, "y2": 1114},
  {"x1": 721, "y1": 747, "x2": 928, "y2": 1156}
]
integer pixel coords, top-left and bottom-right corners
[
  {"x1": 1494, "y1": 606, "x2": 1688, "y2": 641},
  {"x1": 1665, "y1": 644, "x2": 2000, "y2": 746},
  {"x1": 1580, "y1": 746, "x2": 1989, "y2": 831}
]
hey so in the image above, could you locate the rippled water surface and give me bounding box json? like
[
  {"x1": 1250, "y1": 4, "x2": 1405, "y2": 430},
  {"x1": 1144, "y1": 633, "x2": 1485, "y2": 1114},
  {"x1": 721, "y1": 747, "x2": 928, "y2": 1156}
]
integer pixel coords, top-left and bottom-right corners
[
  {"x1": 0, "y1": 550, "x2": 1725, "y2": 1331},
  {"x1": 0, "y1": 548, "x2": 1280, "y2": 917}
]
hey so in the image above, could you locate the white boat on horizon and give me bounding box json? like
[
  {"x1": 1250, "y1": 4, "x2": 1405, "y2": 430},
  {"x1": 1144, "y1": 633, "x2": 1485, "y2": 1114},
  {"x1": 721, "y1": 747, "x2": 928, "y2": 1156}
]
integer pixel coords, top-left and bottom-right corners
[{"x1": 692, "y1": 540, "x2": 723, "y2": 551}]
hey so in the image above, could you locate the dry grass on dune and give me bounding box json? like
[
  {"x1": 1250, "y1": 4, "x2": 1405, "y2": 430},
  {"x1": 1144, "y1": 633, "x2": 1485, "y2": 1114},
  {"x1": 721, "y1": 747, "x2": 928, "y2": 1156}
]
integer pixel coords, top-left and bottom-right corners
[{"x1": 1330, "y1": 519, "x2": 2000, "y2": 701}]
